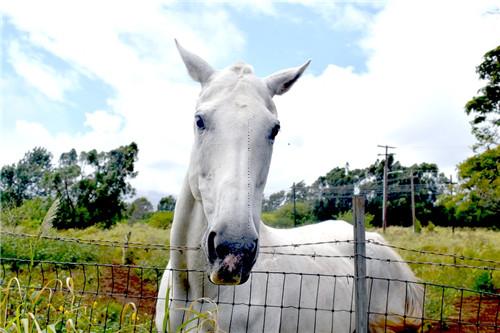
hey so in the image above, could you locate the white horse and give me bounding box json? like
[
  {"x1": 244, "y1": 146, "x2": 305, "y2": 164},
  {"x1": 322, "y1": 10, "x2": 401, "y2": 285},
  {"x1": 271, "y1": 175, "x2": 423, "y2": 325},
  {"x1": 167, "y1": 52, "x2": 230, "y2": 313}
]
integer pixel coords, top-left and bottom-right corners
[{"x1": 156, "y1": 41, "x2": 423, "y2": 333}]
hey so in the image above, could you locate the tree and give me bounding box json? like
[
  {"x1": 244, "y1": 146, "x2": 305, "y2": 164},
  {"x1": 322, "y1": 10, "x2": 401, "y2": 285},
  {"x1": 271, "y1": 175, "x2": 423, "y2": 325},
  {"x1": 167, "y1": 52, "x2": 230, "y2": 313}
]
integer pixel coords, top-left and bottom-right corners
[
  {"x1": 439, "y1": 145, "x2": 499, "y2": 228},
  {"x1": 0, "y1": 147, "x2": 53, "y2": 207},
  {"x1": 262, "y1": 190, "x2": 286, "y2": 212},
  {"x1": 465, "y1": 45, "x2": 500, "y2": 150},
  {"x1": 128, "y1": 197, "x2": 154, "y2": 222},
  {"x1": 158, "y1": 195, "x2": 176, "y2": 211},
  {"x1": 50, "y1": 142, "x2": 139, "y2": 229}
]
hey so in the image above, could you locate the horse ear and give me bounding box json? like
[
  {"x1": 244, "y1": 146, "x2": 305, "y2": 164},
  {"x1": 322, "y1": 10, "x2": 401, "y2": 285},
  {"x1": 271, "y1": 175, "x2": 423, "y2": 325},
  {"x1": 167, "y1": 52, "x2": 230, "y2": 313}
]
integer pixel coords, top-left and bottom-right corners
[
  {"x1": 264, "y1": 60, "x2": 311, "y2": 97},
  {"x1": 175, "y1": 39, "x2": 215, "y2": 85}
]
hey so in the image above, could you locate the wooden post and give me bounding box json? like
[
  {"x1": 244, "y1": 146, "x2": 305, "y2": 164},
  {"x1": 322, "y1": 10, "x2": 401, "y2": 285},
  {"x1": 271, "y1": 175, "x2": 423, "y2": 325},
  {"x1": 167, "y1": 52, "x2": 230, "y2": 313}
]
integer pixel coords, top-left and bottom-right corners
[
  {"x1": 353, "y1": 195, "x2": 368, "y2": 332},
  {"x1": 122, "y1": 231, "x2": 132, "y2": 265}
]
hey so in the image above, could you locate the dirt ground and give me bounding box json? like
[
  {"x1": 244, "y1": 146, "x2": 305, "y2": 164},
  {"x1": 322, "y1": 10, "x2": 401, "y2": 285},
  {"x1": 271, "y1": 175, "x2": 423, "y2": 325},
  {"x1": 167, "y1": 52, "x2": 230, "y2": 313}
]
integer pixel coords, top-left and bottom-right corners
[{"x1": 428, "y1": 290, "x2": 500, "y2": 333}]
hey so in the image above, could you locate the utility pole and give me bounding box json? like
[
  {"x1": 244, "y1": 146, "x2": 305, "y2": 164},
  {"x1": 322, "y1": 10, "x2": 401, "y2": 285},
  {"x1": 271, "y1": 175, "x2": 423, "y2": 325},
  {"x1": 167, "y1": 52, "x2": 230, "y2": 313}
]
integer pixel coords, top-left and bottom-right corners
[
  {"x1": 449, "y1": 175, "x2": 457, "y2": 233},
  {"x1": 410, "y1": 169, "x2": 416, "y2": 233},
  {"x1": 378, "y1": 145, "x2": 396, "y2": 233},
  {"x1": 292, "y1": 182, "x2": 297, "y2": 227}
]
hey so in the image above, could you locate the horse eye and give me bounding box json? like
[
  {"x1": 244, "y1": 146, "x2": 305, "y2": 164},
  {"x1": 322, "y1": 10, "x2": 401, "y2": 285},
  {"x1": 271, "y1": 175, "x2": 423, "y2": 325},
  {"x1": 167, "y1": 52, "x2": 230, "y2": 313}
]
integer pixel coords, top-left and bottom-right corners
[
  {"x1": 195, "y1": 115, "x2": 205, "y2": 130},
  {"x1": 269, "y1": 124, "x2": 280, "y2": 141}
]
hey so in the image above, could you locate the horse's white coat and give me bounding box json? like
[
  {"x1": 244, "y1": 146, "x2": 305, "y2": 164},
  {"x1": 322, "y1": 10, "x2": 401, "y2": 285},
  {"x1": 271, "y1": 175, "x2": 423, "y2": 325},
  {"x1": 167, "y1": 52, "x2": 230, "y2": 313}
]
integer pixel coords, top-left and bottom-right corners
[{"x1": 156, "y1": 42, "x2": 423, "y2": 333}]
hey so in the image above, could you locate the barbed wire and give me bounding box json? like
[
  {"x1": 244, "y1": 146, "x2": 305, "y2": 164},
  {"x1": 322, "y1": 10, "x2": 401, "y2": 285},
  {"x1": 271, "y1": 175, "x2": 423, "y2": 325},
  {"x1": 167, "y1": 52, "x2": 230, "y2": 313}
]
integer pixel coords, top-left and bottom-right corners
[
  {"x1": 3, "y1": 231, "x2": 499, "y2": 270},
  {"x1": 363, "y1": 255, "x2": 500, "y2": 271},
  {"x1": 367, "y1": 239, "x2": 500, "y2": 266},
  {"x1": 0, "y1": 230, "x2": 198, "y2": 252}
]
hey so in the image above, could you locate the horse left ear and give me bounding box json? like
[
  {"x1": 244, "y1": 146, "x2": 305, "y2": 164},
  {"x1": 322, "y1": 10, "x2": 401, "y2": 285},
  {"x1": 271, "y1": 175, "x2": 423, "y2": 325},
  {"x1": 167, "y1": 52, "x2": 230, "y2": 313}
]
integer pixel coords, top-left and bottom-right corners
[{"x1": 264, "y1": 60, "x2": 311, "y2": 97}]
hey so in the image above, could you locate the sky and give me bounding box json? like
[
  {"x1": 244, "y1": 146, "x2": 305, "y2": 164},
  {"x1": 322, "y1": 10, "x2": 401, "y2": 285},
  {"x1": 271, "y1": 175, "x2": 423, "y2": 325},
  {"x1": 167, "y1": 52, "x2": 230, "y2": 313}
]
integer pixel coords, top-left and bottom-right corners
[{"x1": 1, "y1": 0, "x2": 499, "y2": 205}]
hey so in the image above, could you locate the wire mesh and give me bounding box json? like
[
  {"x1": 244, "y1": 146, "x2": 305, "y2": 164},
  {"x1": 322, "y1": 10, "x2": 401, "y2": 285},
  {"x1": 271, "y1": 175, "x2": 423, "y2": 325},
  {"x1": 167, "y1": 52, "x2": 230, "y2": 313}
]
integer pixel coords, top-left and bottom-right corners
[{"x1": 1, "y1": 232, "x2": 499, "y2": 332}]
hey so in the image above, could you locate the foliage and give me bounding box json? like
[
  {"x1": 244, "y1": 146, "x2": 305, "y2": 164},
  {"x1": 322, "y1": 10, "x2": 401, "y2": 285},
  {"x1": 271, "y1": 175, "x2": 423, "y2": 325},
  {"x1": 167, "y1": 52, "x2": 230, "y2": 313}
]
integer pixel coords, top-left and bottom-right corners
[
  {"x1": 472, "y1": 272, "x2": 496, "y2": 293},
  {"x1": 262, "y1": 202, "x2": 315, "y2": 228},
  {"x1": 336, "y1": 210, "x2": 375, "y2": 229},
  {"x1": 264, "y1": 159, "x2": 449, "y2": 227},
  {"x1": 0, "y1": 197, "x2": 52, "y2": 228},
  {"x1": 49, "y1": 143, "x2": 139, "y2": 229},
  {"x1": 0, "y1": 147, "x2": 52, "y2": 207},
  {"x1": 438, "y1": 145, "x2": 499, "y2": 228},
  {"x1": 146, "y1": 211, "x2": 174, "y2": 229},
  {"x1": 128, "y1": 196, "x2": 154, "y2": 223},
  {"x1": 465, "y1": 45, "x2": 500, "y2": 150},
  {"x1": 158, "y1": 195, "x2": 176, "y2": 211},
  {"x1": 382, "y1": 227, "x2": 500, "y2": 320},
  {"x1": 262, "y1": 190, "x2": 286, "y2": 212}
]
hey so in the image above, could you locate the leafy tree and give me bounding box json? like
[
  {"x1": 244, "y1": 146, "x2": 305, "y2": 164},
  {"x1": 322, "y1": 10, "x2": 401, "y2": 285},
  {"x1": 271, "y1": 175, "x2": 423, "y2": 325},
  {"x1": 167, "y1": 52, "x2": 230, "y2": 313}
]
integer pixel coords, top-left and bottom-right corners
[
  {"x1": 465, "y1": 45, "x2": 500, "y2": 150},
  {"x1": 0, "y1": 147, "x2": 52, "y2": 207},
  {"x1": 158, "y1": 195, "x2": 176, "y2": 211},
  {"x1": 128, "y1": 197, "x2": 154, "y2": 222},
  {"x1": 439, "y1": 145, "x2": 499, "y2": 228},
  {"x1": 262, "y1": 190, "x2": 286, "y2": 212},
  {"x1": 50, "y1": 143, "x2": 139, "y2": 229}
]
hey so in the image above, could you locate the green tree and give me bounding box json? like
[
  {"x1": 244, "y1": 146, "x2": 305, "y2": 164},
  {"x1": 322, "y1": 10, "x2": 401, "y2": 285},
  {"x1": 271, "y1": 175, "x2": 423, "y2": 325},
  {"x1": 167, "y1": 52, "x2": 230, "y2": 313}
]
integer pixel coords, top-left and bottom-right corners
[
  {"x1": 128, "y1": 197, "x2": 154, "y2": 222},
  {"x1": 157, "y1": 195, "x2": 176, "y2": 211},
  {"x1": 465, "y1": 45, "x2": 500, "y2": 151},
  {"x1": 262, "y1": 190, "x2": 286, "y2": 212},
  {"x1": 0, "y1": 147, "x2": 53, "y2": 207},
  {"x1": 50, "y1": 142, "x2": 139, "y2": 229},
  {"x1": 439, "y1": 146, "x2": 499, "y2": 227}
]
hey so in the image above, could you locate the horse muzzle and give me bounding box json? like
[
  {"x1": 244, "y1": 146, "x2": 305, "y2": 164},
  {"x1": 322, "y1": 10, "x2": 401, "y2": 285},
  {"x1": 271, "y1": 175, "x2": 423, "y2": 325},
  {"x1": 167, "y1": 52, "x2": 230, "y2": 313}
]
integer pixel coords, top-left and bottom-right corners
[{"x1": 206, "y1": 232, "x2": 258, "y2": 285}]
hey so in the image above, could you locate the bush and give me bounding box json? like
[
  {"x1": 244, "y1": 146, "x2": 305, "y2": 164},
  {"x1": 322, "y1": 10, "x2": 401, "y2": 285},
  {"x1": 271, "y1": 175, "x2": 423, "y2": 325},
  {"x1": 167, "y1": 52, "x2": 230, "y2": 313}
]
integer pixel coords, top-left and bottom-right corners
[
  {"x1": 426, "y1": 221, "x2": 436, "y2": 232},
  {"x1": 0, "y1": 198, "x2": 52, "y2": 228},
  {"x1": 414, "y1": 219, "x2": 422, "y2": 233},
  {"x1": 0, "y1": 236, "x2": 98, "y2": 265},
  {"x1": 473, "y1": 271, "x2": 495, "y2": 293},
  {"x1": 337, "y1": 210, "x2": 375, "y2": 229},
  {"x1": 146, "y1": 211, "x2": 174, "y2": 229}
]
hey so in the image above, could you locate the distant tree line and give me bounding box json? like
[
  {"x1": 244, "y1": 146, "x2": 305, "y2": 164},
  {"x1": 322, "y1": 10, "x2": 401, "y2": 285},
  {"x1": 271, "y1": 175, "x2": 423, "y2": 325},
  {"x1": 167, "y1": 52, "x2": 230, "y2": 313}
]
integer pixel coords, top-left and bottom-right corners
[
  {"x1": 0, "y1": 143, "x2": 176, "y2": 229},
  {"x1": 262, "y1": 45, "x2": 499, "y2": 229}
]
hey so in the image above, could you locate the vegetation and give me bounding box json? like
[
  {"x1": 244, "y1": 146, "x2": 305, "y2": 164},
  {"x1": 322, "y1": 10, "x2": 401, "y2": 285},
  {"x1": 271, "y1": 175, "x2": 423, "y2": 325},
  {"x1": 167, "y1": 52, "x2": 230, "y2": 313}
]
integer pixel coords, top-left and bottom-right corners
[
  {"x1": 263, "y1": 160, "x2": 452, "y2": 228},
  {"x1": 465, "y1": 45, "x2": 499, "y2": 151}
]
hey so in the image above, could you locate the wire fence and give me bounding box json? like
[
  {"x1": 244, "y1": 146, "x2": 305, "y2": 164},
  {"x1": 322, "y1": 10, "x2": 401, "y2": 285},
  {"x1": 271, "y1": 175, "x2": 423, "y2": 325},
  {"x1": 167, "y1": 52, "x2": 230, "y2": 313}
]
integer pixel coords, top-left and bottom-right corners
[{"x1": 1, "y1": 226, "x2": 499, "y2": 332}]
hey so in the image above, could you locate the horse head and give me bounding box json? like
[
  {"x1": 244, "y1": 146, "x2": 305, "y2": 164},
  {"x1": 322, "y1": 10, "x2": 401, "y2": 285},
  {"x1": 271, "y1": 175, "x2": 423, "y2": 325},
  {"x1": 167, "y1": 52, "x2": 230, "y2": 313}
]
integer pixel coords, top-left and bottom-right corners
[{"x1": 176, "y1": 41, "x2": 310, "y2": 285}]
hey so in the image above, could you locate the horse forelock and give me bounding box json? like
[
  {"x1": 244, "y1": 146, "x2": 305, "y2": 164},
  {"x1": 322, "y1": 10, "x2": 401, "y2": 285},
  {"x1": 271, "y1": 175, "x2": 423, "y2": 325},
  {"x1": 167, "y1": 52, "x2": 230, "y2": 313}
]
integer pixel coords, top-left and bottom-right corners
[
  {"x1": 230, "y1": 62, "x2": 254, "y2": 76},
  {"x1": 199, "y1": 66, "x2": 276, "y2": 114}
]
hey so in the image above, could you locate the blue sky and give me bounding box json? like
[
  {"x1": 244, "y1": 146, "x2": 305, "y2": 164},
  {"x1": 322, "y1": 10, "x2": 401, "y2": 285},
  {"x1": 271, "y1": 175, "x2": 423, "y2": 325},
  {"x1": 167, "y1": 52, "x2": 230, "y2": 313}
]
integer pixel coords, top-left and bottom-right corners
[{"x1": 1, "y1": 1, "x2": 499, "y2": 204}]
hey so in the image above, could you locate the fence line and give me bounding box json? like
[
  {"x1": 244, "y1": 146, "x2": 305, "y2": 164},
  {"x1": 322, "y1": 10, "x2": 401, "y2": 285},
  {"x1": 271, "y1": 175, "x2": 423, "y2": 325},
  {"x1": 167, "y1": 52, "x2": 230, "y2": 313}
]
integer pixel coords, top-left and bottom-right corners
[
  {"x1": 367, "y1": 239, "x2": 500, "y2": 266},
  {"x1": 1, "y1": 204, "x2": 500, "y2": 332}
]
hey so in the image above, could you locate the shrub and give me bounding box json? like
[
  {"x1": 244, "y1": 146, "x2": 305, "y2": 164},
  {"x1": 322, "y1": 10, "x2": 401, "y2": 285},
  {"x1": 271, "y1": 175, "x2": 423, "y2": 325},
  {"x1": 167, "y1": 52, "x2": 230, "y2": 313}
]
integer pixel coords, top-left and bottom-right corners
[
  {"x1": 146, "y1": 211, "x2": 174, "y2": 229},
  {"x1": 426, "y1": 221, "x2": 436, "y2": 232},
  {"x1": 337, "y1": 210, "x2": 375, "y2": 229},
  {"x1": 473, "y1": 271, "x2": 495, "y2": 293},
  {"x1": 414, "y1": 219, "x2": 422, "y2": 233}
]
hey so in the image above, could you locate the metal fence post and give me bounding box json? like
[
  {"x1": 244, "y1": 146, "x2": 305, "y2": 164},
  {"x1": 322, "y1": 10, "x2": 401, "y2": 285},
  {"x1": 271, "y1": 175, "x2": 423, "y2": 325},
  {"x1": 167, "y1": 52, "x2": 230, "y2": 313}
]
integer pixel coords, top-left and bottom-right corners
[{"x1": 353, "y1": 195, "x2": 368, "y2": 332}]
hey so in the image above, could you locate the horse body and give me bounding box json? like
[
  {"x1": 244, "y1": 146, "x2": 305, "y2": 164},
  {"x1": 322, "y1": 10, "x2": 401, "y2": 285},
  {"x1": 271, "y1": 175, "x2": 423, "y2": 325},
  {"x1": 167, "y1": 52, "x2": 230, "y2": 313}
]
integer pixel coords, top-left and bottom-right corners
[{"x1": 155, "y1": 42, "x2": 423, "y2": 332}]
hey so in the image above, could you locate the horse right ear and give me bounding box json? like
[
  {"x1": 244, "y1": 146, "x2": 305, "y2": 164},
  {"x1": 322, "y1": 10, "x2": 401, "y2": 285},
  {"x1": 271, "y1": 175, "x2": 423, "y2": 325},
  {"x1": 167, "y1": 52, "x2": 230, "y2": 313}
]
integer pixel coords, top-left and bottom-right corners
[{"x1": 175, "y1": 39, "x2": 215, "y2": 86}]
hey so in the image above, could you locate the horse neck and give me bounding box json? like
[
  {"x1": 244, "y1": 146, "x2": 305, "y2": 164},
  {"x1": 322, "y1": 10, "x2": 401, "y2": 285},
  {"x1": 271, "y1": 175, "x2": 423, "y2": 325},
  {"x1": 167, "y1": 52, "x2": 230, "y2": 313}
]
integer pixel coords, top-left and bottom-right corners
[{"x1": 169, "y1": 176, "x2": 207, "y2": 271}]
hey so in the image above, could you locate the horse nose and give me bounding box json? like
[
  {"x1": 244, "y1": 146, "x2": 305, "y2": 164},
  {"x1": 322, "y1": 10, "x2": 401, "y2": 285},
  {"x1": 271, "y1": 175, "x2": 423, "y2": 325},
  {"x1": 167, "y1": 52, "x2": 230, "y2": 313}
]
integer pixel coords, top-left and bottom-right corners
[{"x1": 207, "y1": 231, "x2": 258, "y2": 264}]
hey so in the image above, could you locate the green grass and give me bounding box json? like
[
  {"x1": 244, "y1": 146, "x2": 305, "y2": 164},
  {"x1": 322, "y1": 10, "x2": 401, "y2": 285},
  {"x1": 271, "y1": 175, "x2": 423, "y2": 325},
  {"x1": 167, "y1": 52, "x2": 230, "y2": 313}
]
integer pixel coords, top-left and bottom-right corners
[
  {"x1": 379, "y1": 226, "x2": 500, "y2": 324},
  {"x1": 1, "y1": 220, "x2": 498, "y2": 332}
]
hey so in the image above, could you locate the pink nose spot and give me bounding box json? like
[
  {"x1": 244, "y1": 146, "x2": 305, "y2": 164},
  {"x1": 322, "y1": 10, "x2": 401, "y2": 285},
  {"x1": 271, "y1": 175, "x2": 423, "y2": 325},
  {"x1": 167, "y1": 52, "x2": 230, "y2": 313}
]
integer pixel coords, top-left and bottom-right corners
[{"x1": 222, "y1": 254, "x2": 241, "y2": 272}]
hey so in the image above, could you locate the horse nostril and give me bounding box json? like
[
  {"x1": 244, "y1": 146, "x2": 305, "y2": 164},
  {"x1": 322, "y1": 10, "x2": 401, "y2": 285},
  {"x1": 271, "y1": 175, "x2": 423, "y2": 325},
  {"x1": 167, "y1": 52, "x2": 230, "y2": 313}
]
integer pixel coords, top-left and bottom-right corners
[{"x1": 207, "y1": 231, "x2": 217, "y2": 264}]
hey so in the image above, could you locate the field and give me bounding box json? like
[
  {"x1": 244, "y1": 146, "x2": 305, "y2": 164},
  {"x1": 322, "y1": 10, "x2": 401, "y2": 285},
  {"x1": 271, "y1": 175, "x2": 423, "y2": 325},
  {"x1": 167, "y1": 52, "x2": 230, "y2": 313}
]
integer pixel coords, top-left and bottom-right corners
[{"x1": 1, "y1": 223, "x2": 499, "y2": 332}]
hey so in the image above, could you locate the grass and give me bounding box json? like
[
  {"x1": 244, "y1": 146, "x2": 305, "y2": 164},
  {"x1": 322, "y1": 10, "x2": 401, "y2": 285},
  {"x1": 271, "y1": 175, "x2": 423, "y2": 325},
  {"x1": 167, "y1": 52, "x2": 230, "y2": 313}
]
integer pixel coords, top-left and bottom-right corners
[
  {"x1": 1, "y1": 217, "x2": 499, "y2": 332},
  {"x1": 379, "y1": 226, "x2": 500, "y2": 324}
]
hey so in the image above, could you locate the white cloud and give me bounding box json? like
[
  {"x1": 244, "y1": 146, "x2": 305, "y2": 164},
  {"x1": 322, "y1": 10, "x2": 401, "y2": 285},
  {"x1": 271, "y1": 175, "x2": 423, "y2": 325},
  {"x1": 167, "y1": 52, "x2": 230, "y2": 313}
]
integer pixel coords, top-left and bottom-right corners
[
  {"x1": 7, "y1": 41, "x2": 78, "y2": 101},
  {"x1": 84, "y1": 110, "x2": 122, "y2": 133},
  {"x1": 265, "y1": 0, "x2": 500, "y2": 192},
  {"x1": 1, "y1": 0, "x2": 499, "y2": 200}
]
